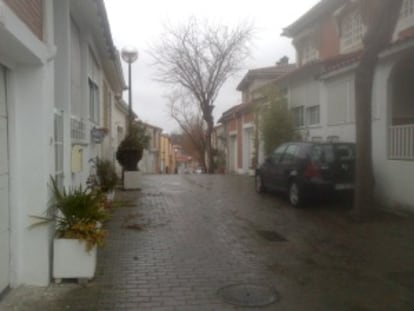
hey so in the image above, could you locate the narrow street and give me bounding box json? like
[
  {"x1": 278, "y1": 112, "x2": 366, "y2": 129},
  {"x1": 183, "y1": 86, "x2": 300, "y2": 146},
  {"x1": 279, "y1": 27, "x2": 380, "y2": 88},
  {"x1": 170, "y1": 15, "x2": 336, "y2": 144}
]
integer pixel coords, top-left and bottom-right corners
[{"x1": 1, "y1": 175, "x2": 414, "y2": 310}]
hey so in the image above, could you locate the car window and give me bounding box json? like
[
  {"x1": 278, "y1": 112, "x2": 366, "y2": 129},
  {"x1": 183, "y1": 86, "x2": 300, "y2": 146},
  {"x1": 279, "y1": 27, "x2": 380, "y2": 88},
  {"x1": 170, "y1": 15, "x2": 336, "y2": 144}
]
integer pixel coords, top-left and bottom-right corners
[
  {"x1": 311, "y1": 144, "x2": 355, "y2": 163},
  {"x1": 334, "y1": 144, "x2": 355, "y2": 161},
  {"x1": 311, "y1": 145, "x2": 330, "y2": 163},
  {"x1": 270, "y1": 145, "x2": 287, "y2": 163},
  {"x1": 281, "y1": 144, "x2": 299, "y2": 164}
]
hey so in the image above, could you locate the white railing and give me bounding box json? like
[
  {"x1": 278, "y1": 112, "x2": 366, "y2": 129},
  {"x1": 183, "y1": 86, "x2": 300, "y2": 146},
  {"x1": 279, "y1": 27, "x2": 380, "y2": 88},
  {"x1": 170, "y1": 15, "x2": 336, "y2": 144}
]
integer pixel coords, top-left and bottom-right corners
[
  {"x1": 389, "y1": 124, "x2": 414, "y2": 160},
  {"x1": 71, "y1": 116, "x2": 86, "y2": 142}
]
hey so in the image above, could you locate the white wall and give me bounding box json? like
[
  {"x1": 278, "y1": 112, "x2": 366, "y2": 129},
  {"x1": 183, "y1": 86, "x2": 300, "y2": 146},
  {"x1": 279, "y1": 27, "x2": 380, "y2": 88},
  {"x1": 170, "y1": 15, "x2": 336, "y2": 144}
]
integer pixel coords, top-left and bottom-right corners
[
  {"x1": 0, "y1": 0, "x2": 56, "y2": 287},
  {"x1": 111, "y1": 103, "x2": 127, "y2": 176},
  {"x1": 372, "y1": 59, "x2": 414, "y2": 210}
]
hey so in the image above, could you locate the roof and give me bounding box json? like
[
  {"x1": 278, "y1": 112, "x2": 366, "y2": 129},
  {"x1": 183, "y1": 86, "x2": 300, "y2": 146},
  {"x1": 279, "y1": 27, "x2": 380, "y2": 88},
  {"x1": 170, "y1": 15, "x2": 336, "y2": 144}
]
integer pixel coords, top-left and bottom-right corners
[
  {"x1": 70, "y1": 0, "x2": 126, "y2": 92},
  {"x1": 320, "y1": 34, "x2": 414, "y2": 76},
  {"x1": 218, "y1": 102, "x2": 257, "y2": 124},
  {"x1": 143, "y1": 122, "x2": 162, "y2": 131},
  {"x1": 282, "y1": 0, "x2": 347, "y2": 37},
  {"x1": 115, "y1": 99, "x2": 138, "y2": 118},
  {"x1": 236, "y1": 64, "x2": 296, "y2": 91}
]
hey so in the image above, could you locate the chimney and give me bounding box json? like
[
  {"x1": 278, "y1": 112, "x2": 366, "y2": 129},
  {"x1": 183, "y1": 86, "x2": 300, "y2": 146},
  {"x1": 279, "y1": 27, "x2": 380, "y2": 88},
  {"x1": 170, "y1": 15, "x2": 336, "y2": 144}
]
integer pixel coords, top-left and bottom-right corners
[{"x1": 276, "y1": 56, "x2": 289, "y2": 66}]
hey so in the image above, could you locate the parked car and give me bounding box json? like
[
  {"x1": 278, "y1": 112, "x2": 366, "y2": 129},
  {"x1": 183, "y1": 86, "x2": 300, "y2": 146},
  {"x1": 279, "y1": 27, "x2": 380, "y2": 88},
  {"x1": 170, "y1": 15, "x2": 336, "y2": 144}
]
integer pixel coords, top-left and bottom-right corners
[{"x1": 255, "y1": 142, "x2": 355, "y2": 207}]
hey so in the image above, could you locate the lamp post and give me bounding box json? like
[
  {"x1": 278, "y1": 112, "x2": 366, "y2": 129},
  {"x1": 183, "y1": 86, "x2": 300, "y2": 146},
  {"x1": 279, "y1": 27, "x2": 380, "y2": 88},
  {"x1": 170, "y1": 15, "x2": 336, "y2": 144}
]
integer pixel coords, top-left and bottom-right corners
[{"x1": 121, "y1": 46, "x2": 138, "y2": 131}]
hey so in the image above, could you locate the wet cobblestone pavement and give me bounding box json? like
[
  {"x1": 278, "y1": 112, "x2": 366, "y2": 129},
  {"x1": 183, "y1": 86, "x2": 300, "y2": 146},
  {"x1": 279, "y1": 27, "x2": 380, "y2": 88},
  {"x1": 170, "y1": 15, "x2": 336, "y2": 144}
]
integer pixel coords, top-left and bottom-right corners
[{"x1": 1, "y1": 175, "x2": 414, "y2": 310}]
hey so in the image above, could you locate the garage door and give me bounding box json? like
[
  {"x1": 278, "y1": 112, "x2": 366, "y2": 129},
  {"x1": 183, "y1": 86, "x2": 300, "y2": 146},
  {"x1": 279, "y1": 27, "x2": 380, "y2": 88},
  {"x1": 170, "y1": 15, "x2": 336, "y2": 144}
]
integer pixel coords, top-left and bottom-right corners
[{"x1": 0, "y1": 65, "x2": 10, "y2": 293}]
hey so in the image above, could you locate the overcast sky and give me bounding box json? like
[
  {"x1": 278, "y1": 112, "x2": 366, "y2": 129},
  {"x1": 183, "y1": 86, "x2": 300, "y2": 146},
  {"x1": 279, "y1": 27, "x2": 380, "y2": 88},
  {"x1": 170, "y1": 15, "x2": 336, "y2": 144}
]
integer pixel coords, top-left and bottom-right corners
[{"x1": 104, "y1": 0, "x2": 320, "y2": 133}]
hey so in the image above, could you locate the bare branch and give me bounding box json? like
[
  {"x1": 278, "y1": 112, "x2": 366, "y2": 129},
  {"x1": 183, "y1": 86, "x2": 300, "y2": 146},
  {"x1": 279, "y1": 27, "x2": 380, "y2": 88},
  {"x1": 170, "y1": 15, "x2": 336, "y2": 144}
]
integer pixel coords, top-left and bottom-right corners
[{"x1": 151, "y1": 18, "x2": 254, "y2": 172}]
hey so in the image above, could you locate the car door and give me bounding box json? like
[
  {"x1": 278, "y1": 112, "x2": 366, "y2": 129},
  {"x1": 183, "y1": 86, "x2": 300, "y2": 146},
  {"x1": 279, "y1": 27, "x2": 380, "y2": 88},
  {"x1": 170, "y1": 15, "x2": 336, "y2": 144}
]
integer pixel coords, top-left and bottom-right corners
[
  {"x1": 261, "y1": 144, "x2": 287, "y2": 190},
  {"x1": 274, "y1": 144, "x2": 299, "y2": 191}
]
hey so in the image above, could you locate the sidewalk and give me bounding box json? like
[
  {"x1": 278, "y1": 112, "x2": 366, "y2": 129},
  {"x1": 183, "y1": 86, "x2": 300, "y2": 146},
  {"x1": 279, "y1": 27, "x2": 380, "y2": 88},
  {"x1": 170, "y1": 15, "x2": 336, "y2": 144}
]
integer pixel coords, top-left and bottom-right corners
[{"x1": 1, "y1": 175, "x2": 414, "y2": 310}]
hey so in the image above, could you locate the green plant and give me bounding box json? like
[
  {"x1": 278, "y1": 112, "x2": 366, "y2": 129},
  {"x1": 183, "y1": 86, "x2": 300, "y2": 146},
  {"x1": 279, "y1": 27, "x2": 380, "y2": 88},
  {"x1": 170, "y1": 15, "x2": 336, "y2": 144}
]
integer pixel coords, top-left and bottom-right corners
[
  {"x1": 50, "y1": 178, "x2": 109, "y2": 250},
  {"x1": 116, "y1": 121, "x2": 150, "y2": 171},
  {"x1": 94, "y1": 158, "x2": 118, "y2": 192},
  {"x1": 257, "y1": 85, "x2": 299, "y2": 155}
]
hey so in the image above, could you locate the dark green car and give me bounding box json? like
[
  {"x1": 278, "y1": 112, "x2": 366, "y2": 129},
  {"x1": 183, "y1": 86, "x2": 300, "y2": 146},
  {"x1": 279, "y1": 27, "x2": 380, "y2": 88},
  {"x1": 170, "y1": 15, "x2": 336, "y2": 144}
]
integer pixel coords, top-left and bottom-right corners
[{"x1": 255, "y1": 142, "x2": 356, "y2": 207}]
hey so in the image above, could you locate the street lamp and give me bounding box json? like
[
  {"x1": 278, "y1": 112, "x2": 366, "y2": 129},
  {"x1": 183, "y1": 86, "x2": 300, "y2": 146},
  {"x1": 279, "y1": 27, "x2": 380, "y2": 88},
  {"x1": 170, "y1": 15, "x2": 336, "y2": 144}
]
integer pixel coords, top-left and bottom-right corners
[{"x1": 121, "y1": 46, "x2": 138, "y2": 131}]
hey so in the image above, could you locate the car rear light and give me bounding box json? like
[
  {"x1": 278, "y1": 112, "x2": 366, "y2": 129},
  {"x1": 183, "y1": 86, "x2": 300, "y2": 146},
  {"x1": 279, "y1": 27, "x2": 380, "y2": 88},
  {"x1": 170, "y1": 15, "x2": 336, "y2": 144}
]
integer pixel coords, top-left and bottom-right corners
[{"x1": 304, "y1": 162, "x2": 321, "y2": 178}]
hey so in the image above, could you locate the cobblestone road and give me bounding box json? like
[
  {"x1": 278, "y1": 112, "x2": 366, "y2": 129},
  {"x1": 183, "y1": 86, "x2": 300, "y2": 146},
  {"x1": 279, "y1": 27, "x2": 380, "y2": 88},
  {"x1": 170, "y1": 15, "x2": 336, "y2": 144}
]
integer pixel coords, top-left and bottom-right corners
[{"x1": 1, "y1": 175, "x2": 414, "y2": 310}]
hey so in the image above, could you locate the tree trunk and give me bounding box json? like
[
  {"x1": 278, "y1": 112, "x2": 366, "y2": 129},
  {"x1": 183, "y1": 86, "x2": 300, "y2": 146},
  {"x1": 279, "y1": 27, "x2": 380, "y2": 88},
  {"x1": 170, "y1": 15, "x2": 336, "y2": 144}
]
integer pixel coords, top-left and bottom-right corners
[
  {"x1": 205, "y1": 119, "x2": 214, "y2": 174},
  {"x1": 354, "y1": 54, "x2": 376, "y2": 220},
  {"x1": 353, "y1": 0, "x2": 403, "y2": 220}
]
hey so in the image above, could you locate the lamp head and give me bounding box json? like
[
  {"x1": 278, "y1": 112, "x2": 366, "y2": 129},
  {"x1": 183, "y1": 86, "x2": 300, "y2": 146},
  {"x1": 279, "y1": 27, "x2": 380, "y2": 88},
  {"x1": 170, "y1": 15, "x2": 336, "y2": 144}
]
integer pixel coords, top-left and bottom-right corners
[{"x1": 121, "y1": 46, "x2": 138, "y2": 64}]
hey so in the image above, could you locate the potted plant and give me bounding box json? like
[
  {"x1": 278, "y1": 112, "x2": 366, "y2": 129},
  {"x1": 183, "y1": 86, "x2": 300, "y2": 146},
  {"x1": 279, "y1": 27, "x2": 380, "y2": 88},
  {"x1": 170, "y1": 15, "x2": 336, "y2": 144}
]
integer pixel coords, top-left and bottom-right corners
[
  {"x1": 93, "y1": 157, "x2": 118, "y2": 201},
  {"x1": 49, "y1": 178, "x2": 109, "y2": 283},
  {"x1": 116, "y1": 121, "x2": 150, "y2": 171}
]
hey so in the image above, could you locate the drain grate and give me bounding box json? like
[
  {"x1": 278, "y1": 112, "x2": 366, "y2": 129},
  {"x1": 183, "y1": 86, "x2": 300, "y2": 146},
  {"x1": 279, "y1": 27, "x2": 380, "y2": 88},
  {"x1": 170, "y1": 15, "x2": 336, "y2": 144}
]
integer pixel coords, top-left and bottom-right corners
[
  {"x1": 218, "y1": 284, "x2": 279, "y2": 307},
  {"x1": 256, "y1": 230, "x2": 287, "y2": 242}
]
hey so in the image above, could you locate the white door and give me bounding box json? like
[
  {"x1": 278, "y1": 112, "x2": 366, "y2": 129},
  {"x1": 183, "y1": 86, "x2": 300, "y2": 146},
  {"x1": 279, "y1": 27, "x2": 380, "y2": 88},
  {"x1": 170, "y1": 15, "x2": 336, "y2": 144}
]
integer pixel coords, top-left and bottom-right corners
[
  {"x1": 229, "y1": 135, "x2": 237, "y2": 173},
  {"x1": 0, "y1": 65, "x2": 10, "y2": 293},
  {"x1": 243, "y1": 128, "x2": 253, "y2": 173}
]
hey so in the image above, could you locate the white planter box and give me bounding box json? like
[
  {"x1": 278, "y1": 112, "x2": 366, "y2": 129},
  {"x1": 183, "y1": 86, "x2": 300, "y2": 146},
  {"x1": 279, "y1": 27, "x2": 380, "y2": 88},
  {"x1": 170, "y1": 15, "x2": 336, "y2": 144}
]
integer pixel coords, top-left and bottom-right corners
[
  {"x1": 124, "y1": 171, "x2": 142, "y2": 190},
  {"x1": 106, "y1": 190, "x2": 115, "y2": 201},
  {"x1": 53, "y1": 239, "x2": 97, "y2": 280}
]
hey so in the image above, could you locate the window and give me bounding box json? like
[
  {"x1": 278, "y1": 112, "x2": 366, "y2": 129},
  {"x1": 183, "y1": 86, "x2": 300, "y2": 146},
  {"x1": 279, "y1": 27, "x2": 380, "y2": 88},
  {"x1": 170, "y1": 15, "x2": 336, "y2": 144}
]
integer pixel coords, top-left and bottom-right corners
[
  {"x1": 301, "y1": 39, "x2": 319, "y2": 65},
  {"x1": 340, "y1": 10, "x2": 365, "y2": 52},
  {"x1": 89, "y1": 79, "x2": 99, "y2": 124},
  {"x1": 292, "y1": 106, "x2": 304, "y2": 127},
  {"x1": 54, "y1": 112, "x2": 64, "y2": 190},
  {"x1": 103, "y1": 83, "x2": 111, "y2": 128},
  {"x1": 281, "y1": 144, "x2": 299, "y2": 164},
  {"x1": 307, "y1": 105, "x2": 320, "y2": 125},
  {"x1": 400, "y1": 0, "x2": 414, "y2": 19},
  {"x1": 270, "y1": 145, "x2": 287, "y2": 163},
  {"x1": 70, "y1": 20, "x2": 82, "y2": 115}
]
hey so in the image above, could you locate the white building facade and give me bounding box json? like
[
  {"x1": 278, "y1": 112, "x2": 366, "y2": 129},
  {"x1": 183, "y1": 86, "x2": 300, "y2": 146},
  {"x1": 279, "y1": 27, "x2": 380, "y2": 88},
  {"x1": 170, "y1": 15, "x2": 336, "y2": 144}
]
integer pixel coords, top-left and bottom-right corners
[
  {"x1": 281, "y1": 0, "x2": 414, "y2": 211},
  {"x1": 0, "y1": 0, "x2": 127, "y2": 293}
]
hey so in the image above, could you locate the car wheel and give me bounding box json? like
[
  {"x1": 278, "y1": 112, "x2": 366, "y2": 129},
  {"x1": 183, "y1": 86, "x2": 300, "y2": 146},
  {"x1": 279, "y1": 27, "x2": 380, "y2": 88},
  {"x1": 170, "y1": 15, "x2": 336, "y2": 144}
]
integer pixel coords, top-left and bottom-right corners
[
  {"x1": 255, "y1": 174, "x2": 265, "y2": 193},
  {"x1": 289, "y1": 182, "x2": 303, "y2": 207}
]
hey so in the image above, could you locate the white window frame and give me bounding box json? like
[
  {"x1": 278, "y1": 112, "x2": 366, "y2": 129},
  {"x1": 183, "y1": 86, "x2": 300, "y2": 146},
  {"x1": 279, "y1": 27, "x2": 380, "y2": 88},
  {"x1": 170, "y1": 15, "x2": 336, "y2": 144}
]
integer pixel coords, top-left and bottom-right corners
[
  {"x1": 306, "y1": 105, "x2": 320, "y2": 126},
  {"x1": 301, "y1": 39, "x2": 319, "y2": 65},
  {"x1": 89, "y1": 79, "x2": 100, "y2": 124},
  {"x1": 395, "y1": 0, "x2": 414, "y2": 37},
  {"x1": 340, "y1": 10, "x2": 365, "y2": 53},
  {"x1": 400, "y1": 0, "x2": 414, "y2": 19}
]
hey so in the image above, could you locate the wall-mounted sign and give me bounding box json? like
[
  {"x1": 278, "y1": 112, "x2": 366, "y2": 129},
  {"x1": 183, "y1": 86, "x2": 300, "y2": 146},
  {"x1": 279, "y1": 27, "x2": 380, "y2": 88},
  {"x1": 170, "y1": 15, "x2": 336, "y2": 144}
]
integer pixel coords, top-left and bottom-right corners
[
  {"x1": 90, "y1": 127, "x2": 108, "y2": 144},
  {"x1": 71, "y1": 145, "x2": 83, "y2": 173}
]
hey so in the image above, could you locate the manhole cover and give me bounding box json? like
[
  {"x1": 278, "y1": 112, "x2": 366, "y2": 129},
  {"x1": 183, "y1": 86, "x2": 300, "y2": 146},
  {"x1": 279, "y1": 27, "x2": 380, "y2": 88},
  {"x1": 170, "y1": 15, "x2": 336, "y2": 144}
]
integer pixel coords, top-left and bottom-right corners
[
  {"x1": 218, "y1": 284, "x2": 279, "y2": 307},
  {"x1": 256, "y1": 230, "x2": 287, "y2": 242}
]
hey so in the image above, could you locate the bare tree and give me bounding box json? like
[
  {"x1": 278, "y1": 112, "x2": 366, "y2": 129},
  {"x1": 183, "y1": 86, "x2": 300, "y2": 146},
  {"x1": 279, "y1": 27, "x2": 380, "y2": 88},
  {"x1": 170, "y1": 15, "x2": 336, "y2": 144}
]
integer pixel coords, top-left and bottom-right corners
[
  {"x1": 152, "y1": 18, "x2": 254, "y2": 173},
  {"x1": 354, "y1": 0, "x2": 403, "y2": 219},
  {"x1": 167, "y1": 92, "x2": 207, "y2": 169}
]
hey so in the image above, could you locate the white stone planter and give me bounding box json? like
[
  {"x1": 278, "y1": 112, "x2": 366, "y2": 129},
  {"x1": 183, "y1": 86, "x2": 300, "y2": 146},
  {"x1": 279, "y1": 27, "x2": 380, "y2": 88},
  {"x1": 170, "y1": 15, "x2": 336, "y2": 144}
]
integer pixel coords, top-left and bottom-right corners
[
  {"x1": 124, "y1": 171, "x2": 142, "y2": 190},
  {"x1": 106, "y1": 190, "x2": 115, "y2": 201},
  {"x1": 53, "y1": 239, "x2": 97, "y2": 281}
]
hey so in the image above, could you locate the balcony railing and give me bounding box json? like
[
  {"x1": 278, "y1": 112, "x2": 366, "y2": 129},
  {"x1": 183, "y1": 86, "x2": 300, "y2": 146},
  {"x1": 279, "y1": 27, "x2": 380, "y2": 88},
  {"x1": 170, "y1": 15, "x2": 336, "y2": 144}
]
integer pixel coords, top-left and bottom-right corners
[
  {"x1": 71, "y1": 116, "x2": 86, "y2": 142},
  {"x1": 389, "y1": 124, "x2": 414, "y2": 160}
]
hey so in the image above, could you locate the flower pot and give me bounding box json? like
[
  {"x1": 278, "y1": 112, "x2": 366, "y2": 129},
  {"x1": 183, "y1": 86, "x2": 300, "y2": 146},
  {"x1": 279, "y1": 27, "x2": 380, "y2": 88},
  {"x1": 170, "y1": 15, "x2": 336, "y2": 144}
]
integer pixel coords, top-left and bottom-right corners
[
  {"x1": 118, "y1": 149, "x2": 140, "y2": 171},
  {"x1": 53, "y1": 238, "x2": 97, "y2": 281},
  {"x1": 106, "y1": 190, "x2": 115, "y2": 202}
]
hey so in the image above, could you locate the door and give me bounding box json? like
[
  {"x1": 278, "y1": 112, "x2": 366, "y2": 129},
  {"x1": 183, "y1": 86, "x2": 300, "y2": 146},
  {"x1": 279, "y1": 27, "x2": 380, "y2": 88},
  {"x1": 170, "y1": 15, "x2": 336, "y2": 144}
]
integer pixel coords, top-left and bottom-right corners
[
  {"x1": 276, "y1": 144, "x2": 299, "y2": 190},
  {"x1": 229, "y1": 135, "x2": 237, "y2": 173},
  {"x1": 0, "y1": 65, "x2": 10, "y2": 293},
  {"x1": 243, "y1": 128, "x2": 253, "y2": 173},
  {"x1": 261, "y1": 144, "x2": 287, "y2": 190}
]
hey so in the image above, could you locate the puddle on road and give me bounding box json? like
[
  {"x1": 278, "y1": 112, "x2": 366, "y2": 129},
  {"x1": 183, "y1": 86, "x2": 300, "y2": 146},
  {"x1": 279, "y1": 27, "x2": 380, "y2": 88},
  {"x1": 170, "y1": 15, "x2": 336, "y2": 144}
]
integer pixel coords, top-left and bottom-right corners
[{"x1": 256, "y1": 230, "x2": 287, "y2": 242}]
